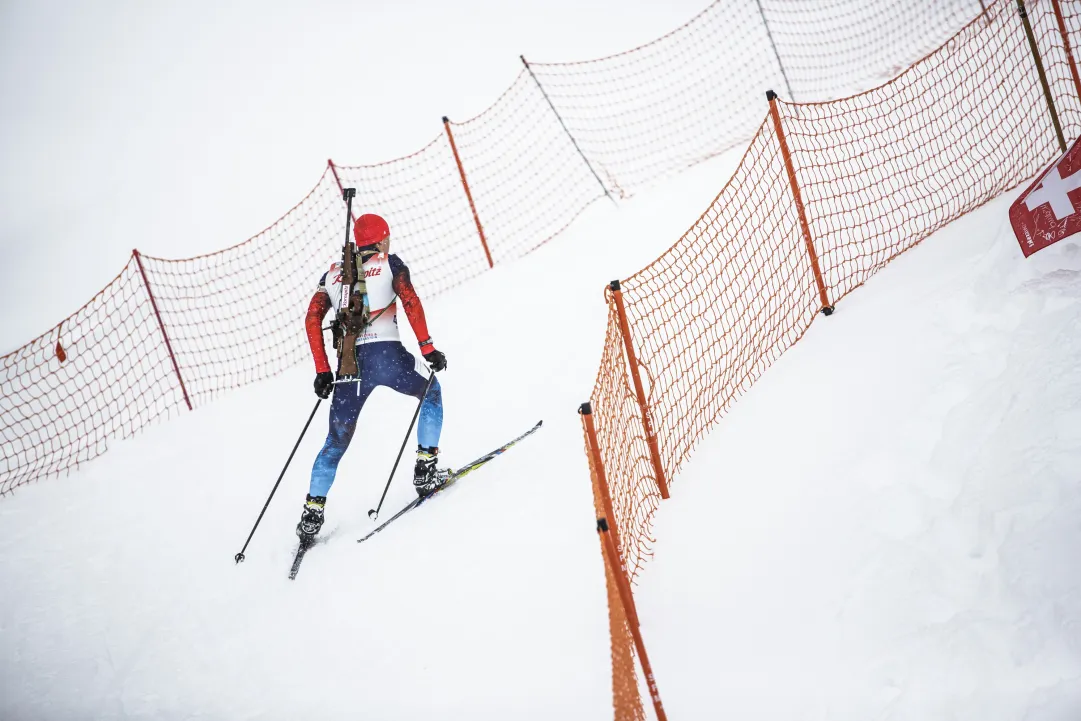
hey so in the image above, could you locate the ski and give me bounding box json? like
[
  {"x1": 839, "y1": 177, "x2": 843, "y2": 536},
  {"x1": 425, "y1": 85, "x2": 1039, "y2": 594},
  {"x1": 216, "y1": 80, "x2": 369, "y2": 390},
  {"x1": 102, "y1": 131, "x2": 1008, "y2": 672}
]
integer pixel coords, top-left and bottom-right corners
[
  {"x1": 357, "y1": 420, "x2": 543, "y2": 546},
  {"x1": 288, "y1": 535, "x2": 316, "y2": 580},
  {"x1": 287, "y1": 526, "x2": 343, "y2": 580}
]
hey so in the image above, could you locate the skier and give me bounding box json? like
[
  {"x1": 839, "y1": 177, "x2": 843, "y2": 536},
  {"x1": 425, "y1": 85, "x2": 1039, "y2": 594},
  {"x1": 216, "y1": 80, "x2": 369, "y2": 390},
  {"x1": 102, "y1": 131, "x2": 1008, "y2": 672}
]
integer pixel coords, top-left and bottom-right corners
[{"x1": 296, "y1": 213, "x2": 448, "y2": 539}]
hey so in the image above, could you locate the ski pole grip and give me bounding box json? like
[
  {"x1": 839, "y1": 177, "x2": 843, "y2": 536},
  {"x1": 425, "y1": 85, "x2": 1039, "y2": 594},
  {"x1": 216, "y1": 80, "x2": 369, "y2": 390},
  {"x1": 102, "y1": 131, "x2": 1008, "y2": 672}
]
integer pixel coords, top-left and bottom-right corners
[{"x1": 343, "y1": 187, "x2": 356, "y2": 201}]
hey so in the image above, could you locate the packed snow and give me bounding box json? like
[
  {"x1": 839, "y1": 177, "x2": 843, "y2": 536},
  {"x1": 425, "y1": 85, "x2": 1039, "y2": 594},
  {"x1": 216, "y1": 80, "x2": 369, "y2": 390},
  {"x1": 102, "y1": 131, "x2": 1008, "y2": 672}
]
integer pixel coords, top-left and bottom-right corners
[
  {"x1": 3, "y1": 143, "x2": 1080, "y2": 718},
  {"x1": 3, "y1": 2, "x2": 1081, "y2": 719}
]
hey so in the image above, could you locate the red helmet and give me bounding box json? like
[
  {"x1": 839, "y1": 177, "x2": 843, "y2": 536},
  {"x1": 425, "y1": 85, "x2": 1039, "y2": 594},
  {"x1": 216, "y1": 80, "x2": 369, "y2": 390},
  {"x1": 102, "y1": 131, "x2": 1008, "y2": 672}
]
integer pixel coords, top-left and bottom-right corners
[{"x1": 353, "y1": 213, "x2": 390, "y2": 247}]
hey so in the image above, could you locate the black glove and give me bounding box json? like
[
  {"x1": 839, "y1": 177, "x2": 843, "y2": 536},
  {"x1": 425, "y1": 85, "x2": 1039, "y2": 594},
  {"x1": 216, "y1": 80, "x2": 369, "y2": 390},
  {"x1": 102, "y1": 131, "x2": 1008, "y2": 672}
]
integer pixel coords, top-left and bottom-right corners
[
  {"x1": 424, "y1": 349, "x2": 447, "y2": 372},
  {"x1": 314, "y1": 371, "x2": 334, "y2": 399}
]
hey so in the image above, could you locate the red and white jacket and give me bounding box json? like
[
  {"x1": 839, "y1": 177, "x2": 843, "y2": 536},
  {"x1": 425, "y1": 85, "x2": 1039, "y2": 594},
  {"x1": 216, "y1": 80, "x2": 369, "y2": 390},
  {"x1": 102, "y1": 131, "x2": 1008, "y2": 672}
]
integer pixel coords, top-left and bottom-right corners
[{"x1": 305, "y1": 252, "x2": 435, "y2": 374}]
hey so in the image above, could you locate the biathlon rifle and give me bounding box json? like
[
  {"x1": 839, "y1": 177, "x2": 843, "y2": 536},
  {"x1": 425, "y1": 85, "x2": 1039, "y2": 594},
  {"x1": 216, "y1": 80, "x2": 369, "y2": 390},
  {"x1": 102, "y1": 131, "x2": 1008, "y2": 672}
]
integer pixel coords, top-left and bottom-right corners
[{"x1": 335, "y1": 187, "x2": 369, "y2": 381}]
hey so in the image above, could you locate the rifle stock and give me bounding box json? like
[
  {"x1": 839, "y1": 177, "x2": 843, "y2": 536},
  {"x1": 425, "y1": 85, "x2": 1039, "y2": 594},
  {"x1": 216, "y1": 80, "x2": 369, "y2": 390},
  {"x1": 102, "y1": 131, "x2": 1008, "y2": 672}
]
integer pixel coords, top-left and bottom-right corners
[{"x1": 335, "y1": 188, "x2": 364, "y2": 379}]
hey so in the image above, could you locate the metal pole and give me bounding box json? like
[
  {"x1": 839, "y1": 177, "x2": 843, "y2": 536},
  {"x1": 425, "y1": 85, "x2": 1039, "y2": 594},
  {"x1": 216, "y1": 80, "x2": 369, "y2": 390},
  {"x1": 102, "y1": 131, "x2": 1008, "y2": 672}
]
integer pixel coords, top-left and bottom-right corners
[
  {"x1": 1018, "y1": 0, "x2": 1068, "y2": 153},
  {"x1": 608, "y1": 281, "x2": 670, "y2": 499},
  {"x1": 755, "y1": 0, "x2": 795, "y2": 100},
  {"x1": 766, "y1": 91, "x2": 834, "y2": 315},
  {"x1": 443, "y1": 117, "x2": 494, "y2": 268},
  {"x1": 234, "y1": 398, "x2": 322, "y2": 562},
  {"x1": 520, "y1": 54, "x2": 615, "y2": 203},
  {"x1": 368, "y1": 371, "x2": 437, "y2": 520},
  {"x1": 132, "y1": 249, "x2": 193, "y2": 410}
]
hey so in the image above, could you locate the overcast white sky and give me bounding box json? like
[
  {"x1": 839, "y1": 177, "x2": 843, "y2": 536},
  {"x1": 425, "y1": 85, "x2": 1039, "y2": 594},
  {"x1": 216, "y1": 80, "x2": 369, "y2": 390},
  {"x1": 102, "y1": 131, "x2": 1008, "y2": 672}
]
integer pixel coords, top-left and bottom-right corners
[{"x1": 0, "y1": 0, "x2": 707, "y2": 352}]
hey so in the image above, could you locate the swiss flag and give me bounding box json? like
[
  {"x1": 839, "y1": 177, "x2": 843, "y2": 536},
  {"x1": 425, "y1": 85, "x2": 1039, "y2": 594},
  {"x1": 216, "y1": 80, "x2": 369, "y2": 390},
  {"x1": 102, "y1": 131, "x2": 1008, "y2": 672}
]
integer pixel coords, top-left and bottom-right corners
[{"x1": 1010, "y1": 137, "x2": 1081, "y2": 257}]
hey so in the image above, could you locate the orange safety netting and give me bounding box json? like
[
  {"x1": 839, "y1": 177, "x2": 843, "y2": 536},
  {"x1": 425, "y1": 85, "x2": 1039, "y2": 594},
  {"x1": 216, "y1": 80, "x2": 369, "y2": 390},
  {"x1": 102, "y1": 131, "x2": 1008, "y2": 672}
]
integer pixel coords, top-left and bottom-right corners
[
  {"x1": 759, "y1": 0, "x2": 982, "y2": 101},
  {"x1": 330, "y1": 135, "x2": 489, "y2": 299},
  {"x1": 526, "y1": 0, "x2": 979, "y2": 198},
  {"x1": 587, "y1": 0, "x2": 1081, "y2": 586},
  {"x1": 0, "y1": 259, "x2": 185, "y2": 493},
  {"x1": 1, "y1": 1, "x2": 989, "y2": 496},
  {"x1": 601, "y1": 555, "x2": 646, "y2": 721},
  {"x1": 446, "y1": 70, "x2": 609, "y2": 264},
  {"x1": 134, "y1": 170, "x2": 346, "y2": 406},
  {"x1": 593, "y1": 119, "x2": 822, "y2": 582},
  {"x1": 0, "y1": 170, "x2": 347, "y2": 495},
  {"x1": 789, "y1": 0, "x2": 1081, "y2": 305},
  {"x1": 333, "y1": 70, "x2": 608, "y2": 298}
]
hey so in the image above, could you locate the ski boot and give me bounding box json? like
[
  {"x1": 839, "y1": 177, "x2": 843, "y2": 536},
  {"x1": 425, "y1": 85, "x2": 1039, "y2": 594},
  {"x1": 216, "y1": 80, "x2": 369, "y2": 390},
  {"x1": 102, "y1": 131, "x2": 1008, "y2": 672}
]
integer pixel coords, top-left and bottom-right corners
[
  {"x1": 413, "y1": 446, "x2": 450, "y2": 497},
  {"x1": 296, "y1": 494, "x2": 326, "y2": 539}
]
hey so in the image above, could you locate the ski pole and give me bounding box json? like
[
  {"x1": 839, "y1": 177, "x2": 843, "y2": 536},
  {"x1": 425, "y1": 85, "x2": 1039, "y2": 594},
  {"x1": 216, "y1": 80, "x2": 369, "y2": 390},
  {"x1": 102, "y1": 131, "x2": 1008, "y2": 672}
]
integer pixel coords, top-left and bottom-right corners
[
  {"x1": 234, "y1": 399, "x2": 322, "y2": 563},
  {"x1": 368, "y1": 370, "x2": 436, "y2": 520}
]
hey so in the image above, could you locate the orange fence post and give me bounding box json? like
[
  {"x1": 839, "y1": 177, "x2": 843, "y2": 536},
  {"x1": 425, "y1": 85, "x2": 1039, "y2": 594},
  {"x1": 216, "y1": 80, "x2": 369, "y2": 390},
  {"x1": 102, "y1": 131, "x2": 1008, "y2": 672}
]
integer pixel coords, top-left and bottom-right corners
[
  {"x1": 442, "y1": 117, "x2": 494, "y2": 269},
  {"x1": 598, "y1": 516, "x2": 668, "y2": 721},
  {"x1": 1050, "y1": 0, "x2": 1081, "y2": 106},
  {"x1": 608, "y1": 281, "x2": 670, "y2": 500},
  {"x1": 581, "y1": 402, "x2": 648, "y2": 720},
  {"x1": 579, "y1": 402, "x2": 626, "y2": 561},
  {"x1": 1017, "y1": 0, "x2": 1068, "y2": 153},
  {"x1": 133, "y1": 249, "x2": 193, "y2": 411},
  {"x1": 579, "y1": 404, "x2": 635, "y2": 626},
  {"x1": 766, "y1": 90, "x2": 834, "y2": 315},
  {"x1": 581, "y1": 400, "x2": 642, "y2": 627}
]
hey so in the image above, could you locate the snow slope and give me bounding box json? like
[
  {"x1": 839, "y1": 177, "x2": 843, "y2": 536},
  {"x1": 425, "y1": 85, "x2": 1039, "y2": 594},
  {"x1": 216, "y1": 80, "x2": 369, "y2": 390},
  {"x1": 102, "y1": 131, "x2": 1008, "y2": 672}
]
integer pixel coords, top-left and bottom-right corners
[
  {"x1": 0, "y1": 153, "x2": 733, "y2": 720},
  {"x1": 3, "y1": 151, "x2": 1081, "y2": 719},
  {"x1": 638, "y1": 192, "x2": 1081, "y2": 720}
]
